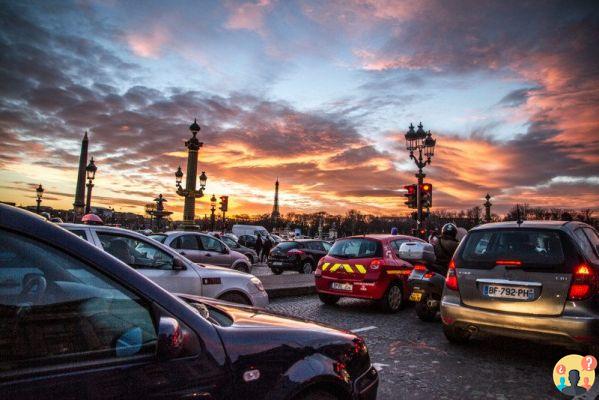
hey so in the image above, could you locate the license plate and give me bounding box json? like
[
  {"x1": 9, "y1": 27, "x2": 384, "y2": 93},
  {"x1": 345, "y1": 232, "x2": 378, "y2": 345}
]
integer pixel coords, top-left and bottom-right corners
[
  {"x1": 331, "y1": 282, "x2": 353, "y2": 291},
  {"x1": 483, "y1": 285, "x2": 535, "y2": 300},
  {"x1": 409, "y1": 291, "x2": 423, "y2": 302},
  {"x1": 273, "y1": 261, "x2": 282, "y2": 266}
]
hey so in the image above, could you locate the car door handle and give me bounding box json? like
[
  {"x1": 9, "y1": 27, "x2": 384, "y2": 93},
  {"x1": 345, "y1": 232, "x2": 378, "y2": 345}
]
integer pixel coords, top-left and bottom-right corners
[
  {"x1": 205, "y1": 253, "x2": 211, "y2": 257},
  {"x1": 180, "y1": 251, "x2": 186, "y2": 256}
]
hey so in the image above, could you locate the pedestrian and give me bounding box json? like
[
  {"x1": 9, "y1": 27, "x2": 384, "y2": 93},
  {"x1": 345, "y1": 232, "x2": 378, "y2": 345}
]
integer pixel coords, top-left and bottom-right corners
[
  {"x1": 262, "y1": 235, "x2": 272, "y2": 263},
  {"x1": 254, "y1": 233, "x2": 263, "y2": 263}
]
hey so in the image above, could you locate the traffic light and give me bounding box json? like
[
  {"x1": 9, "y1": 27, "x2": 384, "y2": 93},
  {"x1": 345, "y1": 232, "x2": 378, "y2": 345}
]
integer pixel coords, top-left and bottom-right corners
[
  {"x1": 219, "y1": 196, "x2": 229, "y2": 212},
  {"x1": 404, "y1": 184, "x2": 417, "y2": 209},
  {"x1": 420, "y1": 183, "x2": 433, "y2": 208}
]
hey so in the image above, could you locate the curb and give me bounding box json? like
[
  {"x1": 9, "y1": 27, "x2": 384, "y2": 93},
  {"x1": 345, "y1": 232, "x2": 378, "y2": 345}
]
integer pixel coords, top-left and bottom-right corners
[{"x1": 265, "y1": 285, "x2": 316, "y2": 299}]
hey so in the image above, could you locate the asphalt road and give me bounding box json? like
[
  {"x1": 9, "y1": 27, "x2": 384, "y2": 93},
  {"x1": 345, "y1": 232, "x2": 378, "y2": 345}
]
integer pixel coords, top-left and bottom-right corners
[{"x1": 267, "y1": 295, "x2": 580, "y2": 400}]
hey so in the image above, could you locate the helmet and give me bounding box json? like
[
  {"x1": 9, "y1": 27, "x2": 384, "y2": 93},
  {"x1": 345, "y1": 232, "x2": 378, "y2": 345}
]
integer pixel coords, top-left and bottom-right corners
[
  {"x1": 390, "y1": 227, "x2": 398, "y2": 235},
  {"x1": 82, "y1": 213, "x2": 103, "y2": 225},
  {"x1": 441, "y1": 223, "x2": 458, "y2": 239}
]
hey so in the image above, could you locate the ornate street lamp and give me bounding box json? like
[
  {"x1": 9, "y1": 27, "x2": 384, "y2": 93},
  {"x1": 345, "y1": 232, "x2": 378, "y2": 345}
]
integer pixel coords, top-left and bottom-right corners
[
  {"x1": 175, "y1": 119, "x2": 208, "y2": 229},
  {"x1": 35, "y1": 184, "x2": 44, "y2": 214},
  {"x1": 404, "y1": 122, "x2": 437, "y2": 232},
  {"x1": 210, "y1": 194, "x2": 217, "y2": 231},
  {"x1": 484, "y1": 193, "x2": 493, "y2": 223},
  {"x1": 85, "y1": 157, "x2": 97, "y2": 214}
]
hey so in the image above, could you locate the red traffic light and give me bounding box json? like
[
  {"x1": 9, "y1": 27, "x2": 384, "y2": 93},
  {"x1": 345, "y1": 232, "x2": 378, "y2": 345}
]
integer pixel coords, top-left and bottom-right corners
[{"x1": 404, "y1": 184, "x2": 416, "y2": 195}]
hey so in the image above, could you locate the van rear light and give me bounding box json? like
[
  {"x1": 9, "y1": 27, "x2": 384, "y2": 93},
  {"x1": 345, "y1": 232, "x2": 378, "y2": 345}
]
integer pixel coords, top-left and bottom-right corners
[
  {"x1": 369, "y1": 259, "x2": 382, "y2": 270},
  {"x1": 445, "y1": 260, "x2": 458, "y2": 291},
  {"x1": 568, "y1": 264, "x2": 597, "y2": 301}
]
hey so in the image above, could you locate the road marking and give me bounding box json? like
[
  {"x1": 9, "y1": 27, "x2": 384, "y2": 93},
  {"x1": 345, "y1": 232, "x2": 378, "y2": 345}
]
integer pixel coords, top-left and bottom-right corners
[
  {"x1": 351, "y1": 326, "x2": 377, "y2": 333},
  {"x1": 372, "y1": 363, "x2": 389, "y2": 371}
]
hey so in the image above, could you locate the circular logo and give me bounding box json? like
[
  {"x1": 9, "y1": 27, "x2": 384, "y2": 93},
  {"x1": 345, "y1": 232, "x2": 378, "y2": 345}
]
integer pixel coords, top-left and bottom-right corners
[{"x1": 553, "y1": 354, "x2": 597, "y2": 396}]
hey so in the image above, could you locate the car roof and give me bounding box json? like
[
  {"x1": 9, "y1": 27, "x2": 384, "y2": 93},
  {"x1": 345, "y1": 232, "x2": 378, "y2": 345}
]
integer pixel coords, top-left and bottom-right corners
[
  {"x1": 470, "y1": 220, "x2": 577, "y2": 231},
  {"x1": 60, "y1": 222, "x2": 149, "y2": 237},
  {"x1": 341, "y1": 234, "x2": 421, "y2": 242}
]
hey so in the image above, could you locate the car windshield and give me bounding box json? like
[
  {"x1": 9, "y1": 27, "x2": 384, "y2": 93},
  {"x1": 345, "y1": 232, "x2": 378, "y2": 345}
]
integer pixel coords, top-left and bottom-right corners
[
  {"x1": 329, "y1": 238, "x2": 382, "y2": 259},
  {"x1": 274, "y1": 242, "x2": 299, "y2": 251},
  {"x1": 460, "y1": 229, "x2": 565, "y2": 266},
  {"x1": 148, "y1": 234, "x2": 167, "y2": 243}
]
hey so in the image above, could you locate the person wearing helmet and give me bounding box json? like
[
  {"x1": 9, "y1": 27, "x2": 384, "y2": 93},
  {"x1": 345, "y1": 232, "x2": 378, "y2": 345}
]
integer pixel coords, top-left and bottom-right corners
[
  {"x1": 82, "y1": 213, "x2": 103, "y2": 225},
  {"x1": 432, "y1": 223, "x2": 459, "y2": 275}
]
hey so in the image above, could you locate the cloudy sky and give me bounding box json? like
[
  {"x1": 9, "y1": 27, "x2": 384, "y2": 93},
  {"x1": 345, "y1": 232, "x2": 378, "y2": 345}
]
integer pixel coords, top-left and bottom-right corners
[{"x1": 0, "y1": 0, "x2": 598, "y2": 218}]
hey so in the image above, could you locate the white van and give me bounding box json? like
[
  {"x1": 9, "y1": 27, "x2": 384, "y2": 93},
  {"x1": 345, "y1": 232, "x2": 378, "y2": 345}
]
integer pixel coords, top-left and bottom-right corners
[{"x1": 232, "y1": 224, "x2": 269, "y2": 238}]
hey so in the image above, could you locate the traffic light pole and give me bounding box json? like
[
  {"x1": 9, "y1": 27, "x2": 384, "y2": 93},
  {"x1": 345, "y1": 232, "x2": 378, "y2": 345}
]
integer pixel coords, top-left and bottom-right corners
[{"x1": 416, "y1": 171, "x2": 425, "y2": 233}]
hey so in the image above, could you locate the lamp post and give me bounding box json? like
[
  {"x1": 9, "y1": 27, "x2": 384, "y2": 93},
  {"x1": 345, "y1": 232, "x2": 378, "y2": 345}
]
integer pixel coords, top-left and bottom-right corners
[
  {"x1": 35, "y1": 184, "x2": 44, "y2": 214},
  {"x1": 210, "y1": 194, "x2": 216, "y2": 231},
  {"x1": 404, "y1": 122, "x2": 436, "y2": 233},
  {"x1": 484, "y1": 193, "x2": 492, "y2": 223},
  {"x1": 85, "y1": 157, "x2": 97, "y2": 214},
  {"x1": 175, "y1": 119, "x2": 207, "y2": 229}
]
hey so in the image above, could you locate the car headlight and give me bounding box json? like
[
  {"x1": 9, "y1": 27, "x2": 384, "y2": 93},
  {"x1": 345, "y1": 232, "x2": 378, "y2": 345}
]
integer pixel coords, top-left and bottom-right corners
[{"x1": 250, "y1": 277, "x2": 265, "y2": 292}]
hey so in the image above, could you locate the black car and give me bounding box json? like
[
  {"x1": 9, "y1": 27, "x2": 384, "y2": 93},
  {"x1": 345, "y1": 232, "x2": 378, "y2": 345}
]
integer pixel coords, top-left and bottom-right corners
[
  {"x1": 268, "y1": 239, "x2": 332, "y2": 274},
  {"x1": 0, "y1": 205, "x2": 378, "y2": 400}
]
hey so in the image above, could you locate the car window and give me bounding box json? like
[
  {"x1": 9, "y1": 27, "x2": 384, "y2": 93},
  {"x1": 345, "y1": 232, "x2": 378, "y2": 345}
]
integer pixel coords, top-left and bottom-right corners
[
  {"x1": 0, "y1": 229, "x2": 157, "y2": 371},
  {"x1": 575, "y1": 228, "x2": 598, "y2": 260},
  {"x1": 307, "y1": 241, "x2": 325, "y2": 251},
  {"x1": 323, "y1": 242, "x2": 332, "y2": 252},
  {"x1": 97, "y1": 232, "x2": 175, "y2": 270},
  {"x1": 329, "y1": 238, "x2": 383, "y2": 259},
  {"x1": 200, "y1": 235, "x2": 225, "y2": 253},
  {"x1": 148, "y1": 234, "x2": 167, "y2": 243},
  {"x1": 68, "y1": 229, "x2": 87, "y2": 240},
  {"x1": 390, "y1": 239, "x2": 410, "y2": 254},
  {"x1": 178, "y1": 235, "x2": 200, "y2": 250},
  {"x1": 275, "y1": 242, "x2": 300, "y2": 251},
  {"x1": 222, "y1": 237, "x2": 238, "y2": 248}
]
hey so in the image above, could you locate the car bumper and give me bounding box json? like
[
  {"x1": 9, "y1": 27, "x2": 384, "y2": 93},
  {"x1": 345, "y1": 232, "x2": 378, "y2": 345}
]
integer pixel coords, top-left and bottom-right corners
[
  {"x1": 250, "y1": 290, "x2": 270, "y2": 308},
  {"x1": 353, "y1": 366, "x2": 379, "y2": 400},
  {"x1": 441, "y1": 292, "x2": 599, "y2": 345}
]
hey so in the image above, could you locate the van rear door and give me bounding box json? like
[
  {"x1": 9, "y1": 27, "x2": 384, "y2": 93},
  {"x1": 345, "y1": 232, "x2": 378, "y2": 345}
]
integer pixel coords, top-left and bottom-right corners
[{"x1": 454, "y1": 228, "x2": 578, "y2": 316}]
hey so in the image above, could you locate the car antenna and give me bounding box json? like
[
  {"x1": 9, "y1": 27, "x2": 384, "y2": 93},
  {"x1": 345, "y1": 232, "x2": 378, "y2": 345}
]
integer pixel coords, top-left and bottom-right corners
[{"x1": 516, "y1": 204, "x2": 523, "y2": 226}]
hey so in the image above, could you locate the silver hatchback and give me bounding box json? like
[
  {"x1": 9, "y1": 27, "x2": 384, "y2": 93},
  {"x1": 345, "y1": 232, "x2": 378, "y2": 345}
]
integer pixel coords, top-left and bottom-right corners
[{"x1": 441, "y1": 221, "x2": 599, "y2": 353}]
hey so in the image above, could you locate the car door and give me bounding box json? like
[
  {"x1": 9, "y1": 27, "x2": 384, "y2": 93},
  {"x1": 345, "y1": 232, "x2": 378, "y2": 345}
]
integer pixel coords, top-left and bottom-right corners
[
  {"x1": 170, "y1": 234, "x2": 205, "y2": 263},
  {"x1": 94, "y1": 231, "x2": 203, "y2": 297},
  {"x1": 199, "y1": 235, "x2": 232, "y2": 267},
  {"x1": 0, "y1": 228, "x2": 224, "y2": 399}
]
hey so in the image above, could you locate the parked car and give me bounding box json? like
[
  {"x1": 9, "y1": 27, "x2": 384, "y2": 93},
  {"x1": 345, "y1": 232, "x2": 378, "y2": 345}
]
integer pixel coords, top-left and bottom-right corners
[
  {"x1": 315, "y1": 235, "x2": 426, "y2": 312},
  {"x1": 0, "y1": 204, "x2": 378, "y2": 399},
  {"x1": 216, "y1": 234, "x2": 258, "y2": 264},
  {"x1": 268, "y1": 239, "x2": 332, "y2": 274},
  {"x1": 148, "y1": 231, "x2": 252, "y2": 273},
  {"x1": 238, "y1": 234, "x2": 257, "y2": 249},
  {"x1": 60, "y1": 223, "x2": 266, "y2": 307},
  {"x1": 441, "y1": 221, "x2": 599, "y2": 354}
]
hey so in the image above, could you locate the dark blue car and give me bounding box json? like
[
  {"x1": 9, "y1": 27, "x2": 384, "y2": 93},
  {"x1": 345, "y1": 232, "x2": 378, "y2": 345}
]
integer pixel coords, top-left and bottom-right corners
[{"x1": 0, "y1": 205, "x2": 378, "y2": 399}]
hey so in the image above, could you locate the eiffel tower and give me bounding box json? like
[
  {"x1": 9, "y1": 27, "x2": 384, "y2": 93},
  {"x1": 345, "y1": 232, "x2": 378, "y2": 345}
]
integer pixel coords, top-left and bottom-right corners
[{"x1": 271, "y1": 178, "x2": 280, "y2": 221}]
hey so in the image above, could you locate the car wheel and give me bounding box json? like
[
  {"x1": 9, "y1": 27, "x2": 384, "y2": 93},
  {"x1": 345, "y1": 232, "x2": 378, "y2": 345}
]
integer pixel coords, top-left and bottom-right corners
[
  {"x1": 234, "y1": 263, "x2": 250, "y2": 273},
  {"x1": 442, "y1": 323, "x2": 471, "y2": 344},
  {"x1": 318, "y1": 293, "x2": 340, "y2": 305},
  {"x1": 379, "y1": 282, "x2": 403, "y2": 313},
  {"x1": 219, "y1": 292, "x2": 251, "y2": 305},
  {"x1": 246, "y1": 254, "x2": 254, "y2": 264},
  {"x1": 415, "y1": 296, "x2": 437, "y2": 322},
  {"x1": 294, "y1": 389, "x2": 338, "y2": 400},
  {"x1": 300, "y1": 261, "x2": 313, "y2": 274},
  {"x1": 272, "y1": 268, "x2": 283, "y2": 275}
]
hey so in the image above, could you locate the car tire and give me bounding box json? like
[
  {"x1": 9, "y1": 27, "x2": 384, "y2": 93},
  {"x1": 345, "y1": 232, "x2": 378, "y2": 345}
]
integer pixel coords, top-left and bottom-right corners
[
  {"x1": 294, "y1": 389, "x2": 338, "y2": 400},
  {"x1": 379, "y1": 282, "x2": 403, "y2": 313},
  {"x1": 272, "y1": 268, "x2": 283, "y2": 275},
  {"x1": 219, "y1": 292, "x2": 251, "y2": 305},
  {"x1": 442, "y1": 323, "x2": 471, "y2": 344},
  {"x1": 247, "y1": 254, "x2": 254, "y2": 264},
  {"x1": 300, "y1": 261, "x2": 313, "y2": 274},
  {"x1": 234, "y1": 263, "x2": 250, "y2": 273},
  {"x1": 415, "y1": 296, "x2": 437, "y2": 322},
  {"x1": 318, "y1": 293, "x2": 340, "y2": 305}
]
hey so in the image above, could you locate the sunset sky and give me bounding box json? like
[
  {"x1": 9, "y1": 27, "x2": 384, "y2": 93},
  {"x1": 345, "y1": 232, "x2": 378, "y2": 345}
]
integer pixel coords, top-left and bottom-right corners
[{"x1": 0, "y1": 1, "x2": 598, "y2": 218}]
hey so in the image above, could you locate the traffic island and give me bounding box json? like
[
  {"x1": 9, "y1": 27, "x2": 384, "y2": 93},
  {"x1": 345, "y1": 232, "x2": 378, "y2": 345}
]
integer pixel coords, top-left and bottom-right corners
[{"x1": 261, "y1": 273, "x2": 316, "y2": 298}]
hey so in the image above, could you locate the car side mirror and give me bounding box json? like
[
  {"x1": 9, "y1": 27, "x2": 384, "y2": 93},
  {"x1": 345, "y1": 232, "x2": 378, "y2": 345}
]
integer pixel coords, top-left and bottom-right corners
[
  {"x1": 173, "y1": 258, "x2": 186, "y2": 271},
  {"x1": 398, "y1": 242, "x2": 436, "y2": 263},
  {"x1": 223, "y1": 247, "x2": 230, "y2": 254},
  {"x1": 157, "y1": 317, "x2": 183, "y2": 360}
]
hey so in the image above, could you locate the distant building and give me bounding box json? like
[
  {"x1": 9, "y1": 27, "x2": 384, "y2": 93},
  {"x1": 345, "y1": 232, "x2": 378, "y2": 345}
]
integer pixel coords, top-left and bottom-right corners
[
  {"x1": 271, "y1": 178, "x2": 280, "y2": 221},
  {"x1": 73, "y1": 132, "x2": 88, "y2": 216}
]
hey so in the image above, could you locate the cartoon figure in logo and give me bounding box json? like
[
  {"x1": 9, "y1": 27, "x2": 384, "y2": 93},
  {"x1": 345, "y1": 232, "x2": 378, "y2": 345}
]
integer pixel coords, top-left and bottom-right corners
[
  {"x1": 583, "y1": 376, "x2": 592, "y2": 391},
  {"x1": 562, "y1": 370, "x2": 587, "y2": 396},
  {"x1": 557, "y1": 377, "x2": 567, "y2": 392}
]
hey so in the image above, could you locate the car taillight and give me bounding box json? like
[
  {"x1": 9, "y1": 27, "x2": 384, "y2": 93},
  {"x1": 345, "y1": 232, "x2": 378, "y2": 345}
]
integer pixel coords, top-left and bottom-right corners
[
  {"x1": 568, "y1": 264, "x2": 597, "y2": 301},
  {"x1": 369, "y1": 259, "x2": 382, "y2": 270},
  {"x1": 445, "y1": 260, "x2": 458, "y2": 291},
  {"x1": 288, "y1": 249, "x2": 305, "y2": 256},
  {"x1": 496, "y1": 260, "x2": 522, "y2": 266},
  {"x1": 414, "y1": 264, "x2": 427, "y2": 271}
]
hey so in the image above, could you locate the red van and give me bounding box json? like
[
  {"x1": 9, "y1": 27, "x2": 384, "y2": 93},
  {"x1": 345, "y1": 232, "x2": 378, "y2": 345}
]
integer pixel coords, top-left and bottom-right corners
[{"x1": 315, "y1": 235, "x2": 425, "y2": 312}]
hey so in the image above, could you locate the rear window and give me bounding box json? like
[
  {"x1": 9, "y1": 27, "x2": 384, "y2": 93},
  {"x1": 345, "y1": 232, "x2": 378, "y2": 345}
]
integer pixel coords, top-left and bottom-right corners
[
  {"x1": 458, "y1": 229, "x2": 572, "y2": 270},
  {"x1": 329, "y1": 238, "x2": 382, "y2": 259},
  {"x1": 274, "y1": 242, "x2": 300, "y2": 251}
]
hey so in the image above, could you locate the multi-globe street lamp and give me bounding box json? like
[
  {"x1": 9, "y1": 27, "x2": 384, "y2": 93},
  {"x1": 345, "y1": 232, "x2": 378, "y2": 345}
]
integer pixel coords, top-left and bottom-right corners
[
  {"x1": 85, "y1": 157, "x2": 97, "y2": 214},
  {"x1": 35, "y1": 184, "x2": 44, "y2": 214},
  {"x1": 210, "y1": 194, "x2": 217, "y2": 231},
  {"x1": 175, "y1": 119, "x2": 207, "y2": 228},
  {"x1": 404, "y1": 122, "x2": 437, "y2": 231}
]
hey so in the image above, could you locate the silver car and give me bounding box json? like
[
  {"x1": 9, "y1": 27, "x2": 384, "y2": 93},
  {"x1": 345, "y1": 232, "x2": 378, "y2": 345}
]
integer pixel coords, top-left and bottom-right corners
[
  {"x1": 441, "y1": 221, "x2": 599, "y2": 353},
  {"x1": 149, "y1": 231, "x2": 252, "y2": 273},
  {"x1": 60, "y1": 224, "x2": 268, "y2": 307}
]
